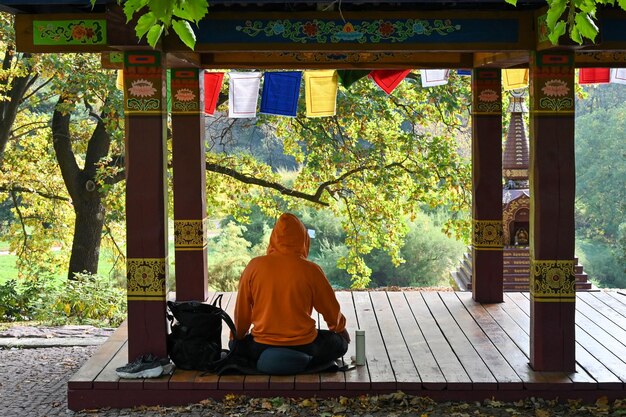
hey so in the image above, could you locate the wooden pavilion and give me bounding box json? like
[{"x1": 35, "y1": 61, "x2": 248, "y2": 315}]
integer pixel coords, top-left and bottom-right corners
[{"x1": 1, "y1": 0, "x2": 626, "y2": 410}]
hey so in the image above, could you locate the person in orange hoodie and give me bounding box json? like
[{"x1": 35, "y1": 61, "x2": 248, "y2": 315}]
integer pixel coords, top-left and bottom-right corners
[{"x1": 231, "y1": 212, "x2": 349, "y2": 367}]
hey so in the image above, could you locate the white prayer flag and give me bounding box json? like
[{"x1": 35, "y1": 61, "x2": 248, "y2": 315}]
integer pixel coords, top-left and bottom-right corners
[
  {"x1": 420, "y1": 69, "x2": 450, "y2": 87},
  {"x1": 229, "y1": 72, "x2": 262, "y2": 118},
  {"x1": 610, "y1": 68, "x2": 626, "y2": 85}
]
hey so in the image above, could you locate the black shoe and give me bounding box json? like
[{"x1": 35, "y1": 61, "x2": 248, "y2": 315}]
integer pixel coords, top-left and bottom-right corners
[{"x1": 115, "y1": 354, "x2": 164, "y2": 379}]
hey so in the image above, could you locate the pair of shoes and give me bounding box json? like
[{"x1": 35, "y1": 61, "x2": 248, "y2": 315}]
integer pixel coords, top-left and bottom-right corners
[{"x1": 115, "y1": 354, "x2": 169, "y2": 379}]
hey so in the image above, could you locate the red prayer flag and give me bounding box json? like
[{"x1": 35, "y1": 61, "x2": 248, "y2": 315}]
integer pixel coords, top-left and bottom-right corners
[
  {"x1": 204, "y1": 72, "x2": 224, "y2": 115},
  {"x1": 579, "y1": 68, "x2": 610, "y2": 84},
  {"x1": 369, "y1": 69, "x2": 411, "y2": 94}
]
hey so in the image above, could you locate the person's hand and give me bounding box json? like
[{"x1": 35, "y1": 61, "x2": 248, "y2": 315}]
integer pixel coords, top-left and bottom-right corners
[{"x1": 338, "y1": 328, "x2": 351, "y2": 343}]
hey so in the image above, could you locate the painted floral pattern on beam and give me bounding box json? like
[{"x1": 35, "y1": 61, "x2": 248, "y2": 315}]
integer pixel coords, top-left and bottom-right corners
[
  {"x1": 34, "y1": 20, "x2": 106, "y2": 45},
  {"x1": 539, "y1": 79, "x2": 573, "y2": 111},
  {"x1": 236, "y1": 19, "x2": 461, "y2": 43}
]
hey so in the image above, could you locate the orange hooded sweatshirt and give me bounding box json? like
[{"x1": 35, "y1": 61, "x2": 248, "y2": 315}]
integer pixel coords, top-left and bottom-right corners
[{"x1": 233, "y1": 213, "x2": 347, "y2": 346}]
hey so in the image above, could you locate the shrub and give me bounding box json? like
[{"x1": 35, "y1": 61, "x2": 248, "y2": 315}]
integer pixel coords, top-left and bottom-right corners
[
  {"x1": 0, "y1": 279, "x2": 41, "y2": 321},
  {"x1": 312, "y1": 240, "x2": 352, "y2": 288},
  {"x1": 207, "y1": 222, "x2": 254, "y2": 291},
  {"x1": 43, "y1": 272, "x2": 127, "y2": 327},
  {"x1": 367, "y1": 213, "x2": 465, "y2": 288},
  {"x1": 577, "y1": 238, "x2": 626, "y2": 288}
]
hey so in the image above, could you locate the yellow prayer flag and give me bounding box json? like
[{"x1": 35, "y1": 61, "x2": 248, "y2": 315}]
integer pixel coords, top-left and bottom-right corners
[
  {"x1": 304, "y1": 70, "x2": 338, "y2": 117},
  {"x1": 116, "y1": 70, "x2": 124, "y2": 91},
  {"x1": 502, "y1": 69, "x2": 528, "y2": 91}
]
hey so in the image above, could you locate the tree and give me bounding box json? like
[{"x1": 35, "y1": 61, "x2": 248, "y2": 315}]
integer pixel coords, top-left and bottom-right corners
[
  {"x1": 52, "y1": 93, "x2": 124, "y2": 279},
  {"x1": 204, "y1": 72, "x2": 472, "y2": 287},
  {"x1": 574, "y1": 85, "x2": 626, "y2": 287},
  {"x1": 575, "y1": 98, "x2": 626, "y2": 240},
  {"x1": 1, "y1": 14, "x2": 126, "y2": 280},
  {"x1": 0, "y1": 13, "x2": 41, "y2": 159}
]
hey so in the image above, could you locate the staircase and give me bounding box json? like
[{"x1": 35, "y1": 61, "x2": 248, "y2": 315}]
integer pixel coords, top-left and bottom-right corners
[{"x1": 451, "y1": 247, "x2": 593, "y2": 291}]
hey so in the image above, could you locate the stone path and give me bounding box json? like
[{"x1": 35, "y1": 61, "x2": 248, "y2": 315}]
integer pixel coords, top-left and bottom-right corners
[
  {"x1": 0, "y1": 325, "x2": 114, "y2": 349},
  {"x1": 0, "y1": 345, "x2": 98, "y2": 416}
]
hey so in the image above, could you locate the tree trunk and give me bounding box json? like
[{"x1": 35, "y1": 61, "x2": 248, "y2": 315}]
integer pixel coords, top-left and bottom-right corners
[
  {"x1": 52, "y1": 95, "x2": 115, "y2": 280},
  {"x1": 67, "y1": 185, "x2": 105, "y2": 279}
]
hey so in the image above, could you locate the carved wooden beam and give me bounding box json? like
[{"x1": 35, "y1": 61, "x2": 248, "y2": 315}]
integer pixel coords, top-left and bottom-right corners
[
  {"x1": 200, "y1": 51, "x2": 474, "y2": 69},
  {"x1": 473, "y1": 52, "x2": 530, "y2": 68}
]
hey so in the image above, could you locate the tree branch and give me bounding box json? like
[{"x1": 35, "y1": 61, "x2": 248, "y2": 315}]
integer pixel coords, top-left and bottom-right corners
[
  {"x1": 9, "y1": 190, "x2": 28, "y2": 258},
  {"x1": 21, "y1": 75, "x2": 50, "y2": 103},
  {"x1": 0, "y1": 52, "x2": 34, "y2": 156},
  {"x1": 206, "y1": 162, "x2": 330, "y2": 206},
  {"x1": 103, "y1": 221, "x2": 125, "y2": 275},
  {"x1": 84, "y1": 99, "x2": 113, "y2": 178},
  {"x1": 10, "y1": 121, "x2": 49, "y2": 141},
  {"x1": 0, "y1": 185, "x2": 70, "y2": 201},
  {"x1": 52, "y1": 96, "x2": 81, "y2": 201},
  {"x1": 205, "y1": 159, "x2": 411, "y2": 207}
]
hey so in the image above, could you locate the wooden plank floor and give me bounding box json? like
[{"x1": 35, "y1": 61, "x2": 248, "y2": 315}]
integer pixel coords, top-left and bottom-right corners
[{"x1": 68, "y1": 291, "x2": 626, "y2": 410}]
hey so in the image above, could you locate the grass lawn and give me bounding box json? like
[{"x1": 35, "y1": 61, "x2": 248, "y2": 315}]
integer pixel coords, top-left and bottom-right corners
[
  {"x1": 0, "y1": 246, "x2": 128, "y2": 286},
  {"x1": 0, "y1": 252, "x2": 18, "y2": 284}
]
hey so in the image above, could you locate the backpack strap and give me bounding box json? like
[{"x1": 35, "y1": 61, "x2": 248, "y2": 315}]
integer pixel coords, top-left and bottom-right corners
[
  {"x1": 212, "y1": 294, "x2": 224, "y2": 309},
  {"x1": 218, "y1": 309, "x2": 237, "y2": 340},
  {"x1": 201, "y1": 297, "x2": 239, "y2": 374}
]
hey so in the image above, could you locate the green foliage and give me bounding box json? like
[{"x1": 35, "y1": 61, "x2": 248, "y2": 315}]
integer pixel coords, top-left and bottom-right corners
[
  {"x1": 368, "y1": 213, "x2": 466, "y2": 288},
  {"x1": 206, "y1": 73, "x2": 472, "y2": 288},
  {"x1": 576, "y1": 239, "x2": 626, "y2": 288},
  {"x1": 575, "y1": 101, "x2": 626, "y2": 241},
  {"x1": 0, "y1": 279, "x2": 41, "y2": 321},
  {"x1": 45, "y1": 272, "x2": 126, "y2": 327},
  {"x1": 314, "y1": 240, "x2": 352, "y2": 288},
  {"x1": 224, "y1": 202, "x2": 466, "y2": 289},
  {"x1": 574, "y1": 85, "x2": 626, "y2": 288},
  {"x1": 206, "y1": 222, "x2": 258, "y2": 292},
  {"x1": 104, "y1": 0, "x2": 209, "y2": 49},
  {"x1": 618, "y1": 223, "x2": 626, "y2": 274},
  {"x1": 507, "y1": 0, "x2": 625, "y2": 45}
]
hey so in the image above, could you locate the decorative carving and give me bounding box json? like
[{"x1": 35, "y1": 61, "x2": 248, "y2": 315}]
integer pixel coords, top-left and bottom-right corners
[
  {"x1": 476, "y1": 88, "x2": 502, "y2": 113},
  {"x1": 171, "y1": 68, "x2": 202, "y2": 115},
  {"x1": 174, "y1": 219, "x2": 207, "y2": 249},
  {"x1": 127, "y1": 258, "x2": 167, "y2": 300},
  {"x1": 503, "y1": 169, "x2": 528, "y2": 179},
  {"x1": 123, "y1": 52, "x2": 163, "y2": 116},
  {"x1": 530, "y1": 52, "x2": 575, "y2": 115},
  {"x1": 530, "y1": 260, "x2": 576, "y2": 302},
  {"x1": 34, "y1": 19, "x2": 106, "y2": 45},
  {"x1": 539, "y1": 79, "x2": 573, "y2": 111},
  {"x1": 236, "y1": 19, "x2": 462, "y2": 43},
  {"x1": 502, "y1": 196, "x2": 529, "y2": 246},
  {"x1": 472, "y1": 220, "x2": 503, "y2": 250},
  {"x1": 577, "y1": 51, "x2": 626, "y2": 64},
  {"x1": 472, "y1": 69, "x2": 502, "y2": 115},
  {"x1": 275, "y1": 51, "x2": 407, "y2": 63}
]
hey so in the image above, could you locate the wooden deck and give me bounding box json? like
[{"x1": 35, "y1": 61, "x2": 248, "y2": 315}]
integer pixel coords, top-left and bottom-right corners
[{"x1": 68, "y1": 291, "x2": 626, "y2": 410}]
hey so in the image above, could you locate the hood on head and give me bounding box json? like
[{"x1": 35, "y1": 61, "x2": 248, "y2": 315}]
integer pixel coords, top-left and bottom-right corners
[{"x1": 267, "y1": 213, "x2": 310, "y2": 258}]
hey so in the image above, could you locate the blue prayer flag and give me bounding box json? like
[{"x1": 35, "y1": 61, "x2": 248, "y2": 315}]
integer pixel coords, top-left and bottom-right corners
[
  {"x1": 260, "y1": 71, "x2": 302, "y2": 117},
  {"x1": 457, "y1": 69, "x2": 472, "y2": 76}
]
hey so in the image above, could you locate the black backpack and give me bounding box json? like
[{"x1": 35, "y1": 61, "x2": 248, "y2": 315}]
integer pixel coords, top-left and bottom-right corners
[{"x1": 166, "y1": 294, "x2": 237, "y2": 372}]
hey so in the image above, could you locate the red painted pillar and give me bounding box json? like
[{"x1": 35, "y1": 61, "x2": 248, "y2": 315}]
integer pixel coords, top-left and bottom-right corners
[
  {"x1": 171, "y1": 68, "x2": 208, "y2": 302},
  {"x1": 529, "y1": 51, "x2": 576, "y2": 372},
  {"x1": 123, "y1": 51, "x2": 169, "y2": 360},
  {"x1": 471, "y1": 68, "x2": 504, "y2": 303}
]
